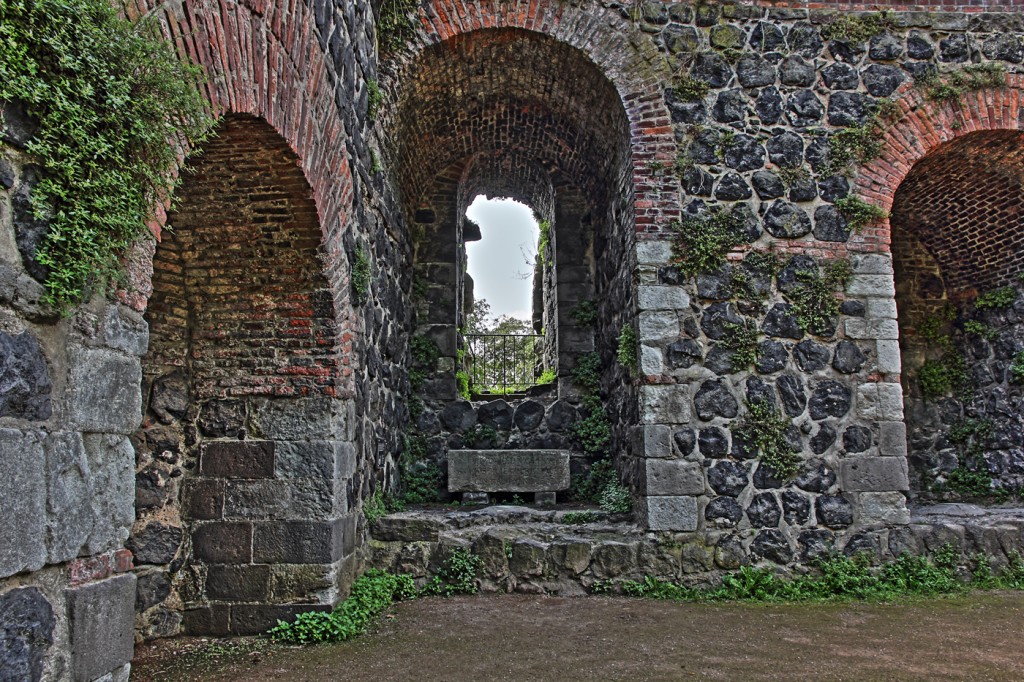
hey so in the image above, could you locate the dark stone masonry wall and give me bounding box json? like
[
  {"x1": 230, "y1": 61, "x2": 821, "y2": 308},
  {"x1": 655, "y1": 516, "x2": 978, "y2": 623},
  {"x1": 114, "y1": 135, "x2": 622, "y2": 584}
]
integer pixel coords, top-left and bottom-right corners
[{"x1": 2, "y1": 0, "x2": 1024, "y2": 678}]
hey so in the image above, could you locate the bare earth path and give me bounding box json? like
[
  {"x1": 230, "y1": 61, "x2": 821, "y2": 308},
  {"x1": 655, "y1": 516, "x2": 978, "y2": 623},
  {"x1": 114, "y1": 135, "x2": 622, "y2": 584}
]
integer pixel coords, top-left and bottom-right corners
[{"x1": 133, "y1": 592, "x2": 1024, "y2": 681}]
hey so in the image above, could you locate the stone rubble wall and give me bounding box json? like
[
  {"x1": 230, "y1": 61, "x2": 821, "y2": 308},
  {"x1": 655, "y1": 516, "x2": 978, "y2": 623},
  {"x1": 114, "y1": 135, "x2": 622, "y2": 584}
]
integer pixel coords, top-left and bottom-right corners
[{"x1": 1, "y1": 138, "x2": 140, "y2": 680}]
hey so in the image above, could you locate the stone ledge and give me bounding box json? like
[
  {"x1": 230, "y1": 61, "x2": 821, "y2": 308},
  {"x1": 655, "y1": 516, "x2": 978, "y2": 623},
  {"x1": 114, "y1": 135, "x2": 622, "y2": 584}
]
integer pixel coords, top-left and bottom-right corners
[{"x1": 448, "y1": 450, "x2": 570, "y2": 493}]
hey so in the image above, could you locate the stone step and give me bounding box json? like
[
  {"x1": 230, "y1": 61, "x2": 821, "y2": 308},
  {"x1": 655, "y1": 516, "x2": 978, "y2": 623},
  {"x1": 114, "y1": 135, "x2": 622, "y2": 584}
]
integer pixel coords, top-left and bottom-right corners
[
  {"x1": 448, "y1": 449, "x2": 570, "y2": 493},
  {"x1": 370, "y1": 505, "x2": 629, "y2": 542}
]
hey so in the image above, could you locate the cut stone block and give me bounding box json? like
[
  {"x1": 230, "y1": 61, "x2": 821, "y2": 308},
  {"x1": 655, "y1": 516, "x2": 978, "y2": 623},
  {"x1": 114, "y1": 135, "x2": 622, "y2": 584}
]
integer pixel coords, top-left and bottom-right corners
[
  {"x1": 448, "y1": 450, "x2": 570, "y2": 493},
  {"x1": 68, "y1": 573, "x2": 136, "y2": 682}
]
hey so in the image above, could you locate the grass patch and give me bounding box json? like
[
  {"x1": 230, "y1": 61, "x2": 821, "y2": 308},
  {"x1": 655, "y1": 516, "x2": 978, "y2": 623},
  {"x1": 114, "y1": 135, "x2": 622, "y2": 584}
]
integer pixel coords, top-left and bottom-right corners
[{"x1": 596, "y1": 550, "x2": 1024, "y2": 603}]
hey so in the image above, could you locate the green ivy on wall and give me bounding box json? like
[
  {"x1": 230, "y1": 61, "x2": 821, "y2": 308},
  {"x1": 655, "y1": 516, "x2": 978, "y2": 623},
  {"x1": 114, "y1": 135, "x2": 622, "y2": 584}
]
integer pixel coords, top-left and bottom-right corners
[{"x1": 0, "y1": 0, "x2": 212, "y2": 313}]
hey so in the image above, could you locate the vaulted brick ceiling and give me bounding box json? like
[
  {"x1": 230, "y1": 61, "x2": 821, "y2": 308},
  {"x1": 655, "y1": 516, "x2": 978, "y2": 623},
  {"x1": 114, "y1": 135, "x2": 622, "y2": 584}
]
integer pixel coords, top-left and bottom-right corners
[
  {"x1": 891, "y1": 130, "x2": 1024, "y2": 293},
  {"x1": 394, "y1": 27, "x2": 631, "y2": 211}
]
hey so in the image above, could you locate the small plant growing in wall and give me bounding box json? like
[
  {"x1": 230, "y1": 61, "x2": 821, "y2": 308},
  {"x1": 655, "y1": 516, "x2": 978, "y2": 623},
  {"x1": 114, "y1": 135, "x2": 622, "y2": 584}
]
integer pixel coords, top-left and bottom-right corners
[
  {"x1": 785, "y1": 259, "x2": 853, "y2": 335},
  {"x1": 421, "y1": 548, "x2": 482, "y2": 596},
  {"x1": 599, "y1": 482, "x2": 632, "y2": 514},
  {"x1": 721, "y1": 320, "x2": 759, "y2": 372},
  {"x1": 734, "y1": 399, "x2": 799, "y2": 479},
  {"x1": 536, "y1": 219, "x2": 552, "y2": 269},
  {"x1": 1010, "y1": 350, "x2": 1024, "y2": 383},
  {"x1": 670, "y1": 207, "x2": 745, "y2": 278},
  {"x1": 0, "y1": 0, "x2": 214, "y2": 313},
  {"x1": 366, "y1": 79, "x2": 384, "y2": 122},
  {"x1": 616, "y1": 322, "x2": 638, "y2": 374},
  {"x1": 351, "y1": 245, "x2": 371, "y2": 305},
  {"x1": 834, "y1": 196, "x2": 888, "y2": 232},
  {"x1": 915, "y1": 64, "x2": 1006, "y2": 104},
  {"x1": 819, "y1": 11, "x2": 892, "y2": 43},
  {"x1": 376, "y1": 0, "x2": 420, "y2": 53},
  {"x1": 570, "y1": 299, "x2": 598, "y2": 327},
  {"x1": 974, "y1": 286, "x2": 1017, "y2": 310}
]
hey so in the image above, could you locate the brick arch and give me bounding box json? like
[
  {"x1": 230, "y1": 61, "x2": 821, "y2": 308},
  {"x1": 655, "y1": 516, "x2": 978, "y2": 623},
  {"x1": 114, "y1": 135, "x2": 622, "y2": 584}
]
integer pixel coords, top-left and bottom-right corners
[
  {"x1": 857, "y1": 75, "x2": 1024, "y2": 257},
  {"x1": 392, "y1": 0, "x2": 679, "y2": 233},
  {"x1": 124, "y1": 0, "x2": 360, "y2": 396}
]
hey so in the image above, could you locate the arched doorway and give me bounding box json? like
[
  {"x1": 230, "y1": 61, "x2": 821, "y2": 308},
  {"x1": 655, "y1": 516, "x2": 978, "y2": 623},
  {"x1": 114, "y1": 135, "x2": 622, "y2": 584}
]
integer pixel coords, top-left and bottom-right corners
[
  {"x1": 891, "y1": 130, "x2": 1024, "y2": 499},
  {"x1": 132, "y1": 114, "x2": 353, "y2": 637}
]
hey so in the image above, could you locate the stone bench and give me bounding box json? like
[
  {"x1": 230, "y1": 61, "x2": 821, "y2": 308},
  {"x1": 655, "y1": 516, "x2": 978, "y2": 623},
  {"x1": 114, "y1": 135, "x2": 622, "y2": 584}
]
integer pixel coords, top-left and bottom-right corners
[{"x1": 447, "y1": 449, "x2": 570, "y2": 505}]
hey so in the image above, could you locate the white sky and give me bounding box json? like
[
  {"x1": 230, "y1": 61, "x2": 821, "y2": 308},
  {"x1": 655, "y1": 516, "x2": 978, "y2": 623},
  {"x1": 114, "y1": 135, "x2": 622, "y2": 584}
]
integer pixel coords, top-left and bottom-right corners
[{"x1": 465, "y1": 196, "x2": 539, "y2": 323}]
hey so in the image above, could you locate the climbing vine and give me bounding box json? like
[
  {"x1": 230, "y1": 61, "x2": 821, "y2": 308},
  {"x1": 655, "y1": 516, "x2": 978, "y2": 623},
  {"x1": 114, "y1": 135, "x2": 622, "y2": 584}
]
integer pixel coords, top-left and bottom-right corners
[
  {"x1": 0, "y1": 0, "x2": 213, "y2": 313},
  {"x1": 376, "y1": 0, "x2": 420, "y2": 54}
]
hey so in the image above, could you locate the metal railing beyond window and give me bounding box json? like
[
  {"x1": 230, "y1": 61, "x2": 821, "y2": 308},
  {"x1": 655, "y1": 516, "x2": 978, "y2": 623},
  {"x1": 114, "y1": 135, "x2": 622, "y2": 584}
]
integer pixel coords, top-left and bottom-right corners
[{"x1": 465, "y1": 333, "x2": 543, "y2": 395}]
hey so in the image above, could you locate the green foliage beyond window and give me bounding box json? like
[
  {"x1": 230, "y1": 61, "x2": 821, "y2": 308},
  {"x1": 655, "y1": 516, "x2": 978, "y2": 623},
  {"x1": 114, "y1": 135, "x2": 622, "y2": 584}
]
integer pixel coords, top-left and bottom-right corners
[{"x1": 0, "y1": 0, "x2": 213, "y2": 313}]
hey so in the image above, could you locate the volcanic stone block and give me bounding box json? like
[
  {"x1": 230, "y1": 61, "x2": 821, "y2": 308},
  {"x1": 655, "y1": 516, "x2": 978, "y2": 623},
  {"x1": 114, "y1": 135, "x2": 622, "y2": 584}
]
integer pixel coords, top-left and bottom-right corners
[
  {"x1": 67, "y1": 347, "x2": 142, "y2": 434},
  {"x1": 192, "y1": 522, "x2": 252, "y2": 564},
  {"x1": 448, "y1": 450, "x2": 570, "y2": 493},
  {"x1": 643, "y1": 496, "x2": 698, "y2": 531},
  {"x1": 206, "y1": 564, "x2": 272, "y2": 601},
  {"x1": 840, "y1": 457, "x2": 909, "y2": 492},
  {"x1": 252, "y1": 519, "x2": 346, "y2": 564},
  {"x1": 643, "y1": 459, "x2": 704, "y2": 495},
  {"x1": 0, "y1": 587, "x2": 54, "y2": 682},
  {"x1": 0, "y1": 429, "x2": 45, "y2": 577},
  {"x1": 200, "y1": 441, "x2": 275, "y2": 479},
  {"x1": 68, "y1": 574, "x2": 136, "y2": 682},
  {"x1": 0, "y1": 331, "x2": 52, "y2": 421}
]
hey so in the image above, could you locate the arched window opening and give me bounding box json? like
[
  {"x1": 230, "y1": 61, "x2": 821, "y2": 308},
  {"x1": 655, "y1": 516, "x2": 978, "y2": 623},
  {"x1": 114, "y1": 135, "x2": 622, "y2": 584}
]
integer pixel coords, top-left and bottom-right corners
[{"x1": 463, "y1": 195, "x2": 545, "y2": 397}]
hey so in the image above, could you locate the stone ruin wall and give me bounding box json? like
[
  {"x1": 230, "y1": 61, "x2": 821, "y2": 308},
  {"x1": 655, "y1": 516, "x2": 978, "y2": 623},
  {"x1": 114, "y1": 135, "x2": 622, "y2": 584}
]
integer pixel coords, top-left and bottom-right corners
[{"x1": 1, "y1": 0, "x2": 1024, "y2": 679}]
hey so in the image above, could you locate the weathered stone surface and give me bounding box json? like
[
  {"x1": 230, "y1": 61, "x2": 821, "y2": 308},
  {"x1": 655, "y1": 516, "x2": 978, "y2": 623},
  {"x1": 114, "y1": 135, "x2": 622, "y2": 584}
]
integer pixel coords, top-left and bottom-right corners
[
  {"x1": 798, "y1": 529, "x2": 835, "y2": 561},
  {"x1": 763, "y1": 201, "x2": 811, "y2": 239},
  {"x1": 737, "y1": 56, "x2": 776, "y2": 87},
  {"x1": 747, "y1": 493, "x2": 782, "y2": 528},
  {"x1": 191, "y1": 522, "x2": 252, "y2": 564},
  {"x1": 673, "y1": 428, "x2": 696, "y2": 456},
  {"x1": 723, "y1": 134, "x2": 765, "y2": 172},
  {"x1": 813, "y1": 205, "x2": 850, "y2": 242},
  {"x1": 128, "y1": 522, "x2": 182, "y2": 565},
  {"x1": 752, "y1": 170, "x2": 784, "y2": 199},
  {"x1": 643, "y1": 496, "x2": 698, "y2": 532},
  {"x1": 440, "y1": 401, "x2": 476, "y2": 432},
  {"x1": 809, "y1": 424, "x2": 838, "y2": 456},
  {"x1": 816, "y1": 495, "x2": 854, "y2": 528},
  {"x1": 206, "y1": 564, "x2": 272, "y2": 601},
  {"x1": 666, "y1": 339, "x2": 702, "y2": 369},
  {"x1": 708, "y1": 460, "x2": 749, "y2": 496},
  {"x1": 0, "y1": 587, "x2": 54, "y2": 682},
  {"x1": 82, "y1": 434, "x2": 134, "y2": 554},
  {"x1": 68, "y1": 574, "x2": 136, "y2": 682},
  {"x1": 644, "y1": 459, "x2": 704, "y2": 495},
  {"x1": 786, "y1": 89, "x2": 823, "y2": 127},
  {"x1": 715, "y1": 172, "x2": 752, "y2": 200},
  {"x1": 0, "y1": 331, "x2": 52, "y2": 421},
  {"x1": 0, "y1": 429, "x2": 45, "y2": 577},
  {"x1": 755, "y1": 340, "x2": 787, "y2": 374},
  {"x1": 832, "y1": 340, "x2": 867, "y2": 374},
  {"x1": 149, "y1": 370, "x2": 188, "y2": 424},
  {"x1": 68, "y1": 347, "x2": 142, "y2": 434},
  {"x1": 478, "y1": 400, "x2": 514, "y2": 430},
  {"x1": 136, "y1": 572, "x2": 172, "y2": 612},
  {"x1": 713, "y1": 89, "x2": 747, "y2": 123},
  {"x1": 44, "y1": 432, "x2": 92, "y2": 563},
  {"x1": 794, "y1": 339, "x2": 830, "y2": 371},
  {"x1": 842, "y1": 426, "x2": 873, "y2": 453},
  {"x1": 782, "y1": 491, "x2": 812, "y2": 524},
  {"x1": 197, "y1": 400, "x2": 245, "y2": 438},
  {"x1": 762, "y1": 303, "x2": 803, "y2": 339},
  {"x1": 698, "y1": 427, "x2": 729, "y2": 458},
  {"x1": 777, "y1": 374, "x2": 806, "y2": 417},
  {"x1": 256, "y1": 398, "x2": 349, "y2": 441},
  {"x1": 11, "y1": 167, "x2": 51, "y2": 282},
  {"x1": 755, "y1": 86, "x2": 783, "y2": 124},
  {"x1": 201, "y1": 441, "x2": 275, "y2": 479},
  {"x1": 701, "y1": 302, "x2": 743, "y2": 340},
  {"x1": 751, "y1": 529, "x2": 792, "y2": 564},
  {"x1": 705, "y1": 497, "x2": 743, "y2": 526},
  {"x1": 641, "y1": 385, "x2": 690, "y2": 425},
  {"x1": 253, "y1": 519, "x2": 346, "y2": 564},
  {"x1": 858, "y1": 492, "x2": 911, "y2": 525},
  {"x1": 840, "y1": 457, "x2": 909, "y2": 492},
  {"x1": 808, "y1": 380, "x2": 852, "y2": 419},
  {"x1": 448, "y1": 450, "x2": 570, "y2": 493},
  {"x1": 693, "y1": 380, "x2": 738, "y2": 421}
]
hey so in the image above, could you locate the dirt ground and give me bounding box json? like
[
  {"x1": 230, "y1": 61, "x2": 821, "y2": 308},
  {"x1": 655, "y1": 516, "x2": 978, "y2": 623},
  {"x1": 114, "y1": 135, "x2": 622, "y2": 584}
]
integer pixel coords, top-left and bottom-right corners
[{"x1": 132, "y1": 592, "x2": 1024, "y2": 681}]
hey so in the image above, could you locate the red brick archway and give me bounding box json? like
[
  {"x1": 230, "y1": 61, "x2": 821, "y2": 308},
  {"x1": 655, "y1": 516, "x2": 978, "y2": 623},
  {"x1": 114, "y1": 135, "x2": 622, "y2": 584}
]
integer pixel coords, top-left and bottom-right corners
[
  {"x1": 398, "y1": 0, "x2": 681, "y2": 236},
  {"x1": 857, "y1": 75, "x2": 1024, "y2": 258}
]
